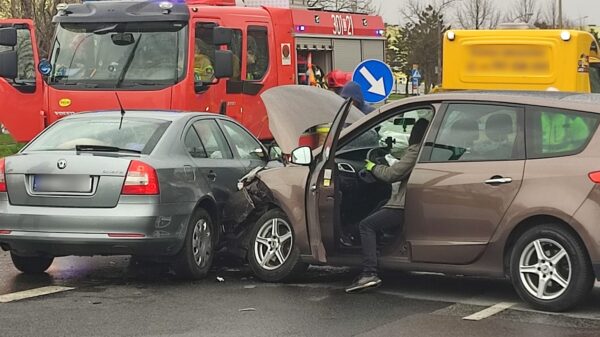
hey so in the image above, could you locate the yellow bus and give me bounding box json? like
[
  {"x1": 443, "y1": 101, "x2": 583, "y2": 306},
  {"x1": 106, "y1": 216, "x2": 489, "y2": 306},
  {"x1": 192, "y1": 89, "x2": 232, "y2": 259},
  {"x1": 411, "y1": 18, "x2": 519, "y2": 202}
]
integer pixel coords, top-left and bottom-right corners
[{"x1": 441, "y1": 28, "x2": 600, "y2": 93}]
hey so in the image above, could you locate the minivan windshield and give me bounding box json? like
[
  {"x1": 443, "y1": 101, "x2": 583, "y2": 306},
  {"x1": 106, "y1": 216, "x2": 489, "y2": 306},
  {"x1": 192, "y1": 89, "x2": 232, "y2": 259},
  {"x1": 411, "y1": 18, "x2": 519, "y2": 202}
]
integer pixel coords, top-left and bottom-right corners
[
  {"x1": 25, "y1": 118, "x2": 170, "y2": 154},
  {"x1": 49, "y1": 21, "x2": 187, "y2": 88}
]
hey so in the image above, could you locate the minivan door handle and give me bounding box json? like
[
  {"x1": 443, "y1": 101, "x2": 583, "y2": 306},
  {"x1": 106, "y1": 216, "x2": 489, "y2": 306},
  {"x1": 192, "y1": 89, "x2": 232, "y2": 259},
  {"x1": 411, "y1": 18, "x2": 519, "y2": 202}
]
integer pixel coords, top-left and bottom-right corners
[{"x1": 485, "y1": 176, "x2": 512, "y2": 185}]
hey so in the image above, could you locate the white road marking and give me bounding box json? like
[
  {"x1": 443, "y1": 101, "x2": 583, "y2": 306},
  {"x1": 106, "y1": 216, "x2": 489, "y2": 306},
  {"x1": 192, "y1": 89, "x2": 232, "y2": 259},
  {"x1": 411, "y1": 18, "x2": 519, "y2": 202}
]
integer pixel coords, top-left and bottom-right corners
[
  {"x1": 0, "y1": 286, "x2": 75, "y2": 303},
  {"x1": 462, "y1": 302, "x2": 516, "y2": 321}
]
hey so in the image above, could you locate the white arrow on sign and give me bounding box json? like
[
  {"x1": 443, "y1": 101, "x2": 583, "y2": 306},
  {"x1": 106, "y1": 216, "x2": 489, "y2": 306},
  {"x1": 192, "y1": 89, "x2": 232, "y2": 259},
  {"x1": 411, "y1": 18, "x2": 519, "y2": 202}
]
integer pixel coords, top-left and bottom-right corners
[{"x1": 359, "y1": 66, "x2": 386, "y2": 96}]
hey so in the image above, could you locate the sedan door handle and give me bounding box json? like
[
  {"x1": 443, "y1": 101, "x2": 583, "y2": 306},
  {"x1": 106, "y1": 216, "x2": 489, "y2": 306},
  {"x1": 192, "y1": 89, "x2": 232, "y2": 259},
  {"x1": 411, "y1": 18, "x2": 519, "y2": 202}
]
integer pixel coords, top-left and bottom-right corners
[
  {"x1": 485, "y1": 177, "x2": 512, "y2": 185},
  {"x1": 207, "y1": 170, "x2": 217, "y2": 181}
]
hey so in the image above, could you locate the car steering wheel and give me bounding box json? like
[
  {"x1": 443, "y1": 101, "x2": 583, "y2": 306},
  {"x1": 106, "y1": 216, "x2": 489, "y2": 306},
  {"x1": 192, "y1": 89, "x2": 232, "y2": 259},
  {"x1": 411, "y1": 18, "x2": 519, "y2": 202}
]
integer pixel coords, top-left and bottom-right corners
[
  {"x1": 367, "y1": 147, "x2": 390, "y2": 165},
  {"x1": 359, "y1": 147, "x2": 391, "y2": 183}
]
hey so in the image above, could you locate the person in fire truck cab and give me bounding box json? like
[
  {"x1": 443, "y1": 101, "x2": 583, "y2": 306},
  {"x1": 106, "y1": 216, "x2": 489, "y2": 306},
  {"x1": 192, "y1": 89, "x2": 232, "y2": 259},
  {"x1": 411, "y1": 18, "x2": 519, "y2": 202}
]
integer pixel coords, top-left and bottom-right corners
[
  {"x1": 56, "y1": 34, "x2": 96, "y2": 79},
  {"x1": 246, "y1": 34, "x2": 268, "y2": 81},
  {"x1": 345, "y1": 118, "x2": 429, "y2": 294},
  {"x1": 194, "y1": 44, "x2": 215, "y2": 83}
]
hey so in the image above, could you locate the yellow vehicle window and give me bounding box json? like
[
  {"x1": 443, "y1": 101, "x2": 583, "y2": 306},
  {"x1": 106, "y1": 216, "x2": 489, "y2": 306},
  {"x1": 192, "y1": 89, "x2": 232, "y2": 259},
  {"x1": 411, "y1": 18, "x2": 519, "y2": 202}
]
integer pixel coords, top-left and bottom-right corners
[{"x1": 590, "y1": 64, "x2": 600, "y2": 93}]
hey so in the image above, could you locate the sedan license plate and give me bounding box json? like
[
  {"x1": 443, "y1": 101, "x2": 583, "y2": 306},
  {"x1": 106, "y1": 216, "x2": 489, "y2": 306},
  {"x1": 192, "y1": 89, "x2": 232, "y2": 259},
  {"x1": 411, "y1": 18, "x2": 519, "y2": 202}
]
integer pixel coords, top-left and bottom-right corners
[{"x1": 33, "y1": 175, "x2": 93, "y2": 193}]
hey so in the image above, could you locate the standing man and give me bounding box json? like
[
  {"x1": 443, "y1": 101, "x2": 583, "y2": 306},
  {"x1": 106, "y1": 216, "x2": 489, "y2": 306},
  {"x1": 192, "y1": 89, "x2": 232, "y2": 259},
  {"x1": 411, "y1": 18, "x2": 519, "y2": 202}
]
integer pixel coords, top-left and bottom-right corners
[{"x1": 345, "y1": 119, "x2": 429, "y2": 293}]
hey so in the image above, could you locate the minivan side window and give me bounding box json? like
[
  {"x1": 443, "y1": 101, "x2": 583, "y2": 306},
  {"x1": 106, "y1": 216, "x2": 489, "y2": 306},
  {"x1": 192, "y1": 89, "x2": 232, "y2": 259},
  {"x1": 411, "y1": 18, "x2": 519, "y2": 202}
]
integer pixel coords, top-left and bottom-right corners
[
  {"x1": 526, "y1": 107, "x2": 600, "y2": 158},
  {"x1": 427, "y1": 104, "x2": 524, "y2": 162}
]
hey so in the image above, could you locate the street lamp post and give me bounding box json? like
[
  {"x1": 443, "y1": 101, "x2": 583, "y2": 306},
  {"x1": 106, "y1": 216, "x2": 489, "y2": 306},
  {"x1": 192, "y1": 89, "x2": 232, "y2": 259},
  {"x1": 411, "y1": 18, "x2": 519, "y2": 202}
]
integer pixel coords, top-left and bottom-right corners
[{"x1": 558, "y1": 0, "x2": 562, "y2": 29}]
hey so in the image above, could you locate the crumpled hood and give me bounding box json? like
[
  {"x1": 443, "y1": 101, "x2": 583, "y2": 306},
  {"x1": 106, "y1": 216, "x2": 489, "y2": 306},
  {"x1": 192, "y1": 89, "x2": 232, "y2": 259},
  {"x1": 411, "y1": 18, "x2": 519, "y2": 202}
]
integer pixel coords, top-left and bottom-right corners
[{"x1": 261, "y1": 85, "x2": 365, "y2": 154}]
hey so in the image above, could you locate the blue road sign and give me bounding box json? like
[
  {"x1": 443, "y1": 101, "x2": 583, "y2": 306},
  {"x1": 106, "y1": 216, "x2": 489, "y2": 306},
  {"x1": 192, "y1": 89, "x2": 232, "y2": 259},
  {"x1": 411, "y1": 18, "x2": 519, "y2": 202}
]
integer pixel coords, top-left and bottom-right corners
[
  {"x1": 352, "y1": 59, "x2": 394, "y2": 104},
  {"x1": 411, "y1": 68, "x2": 421, "y2": 79}
]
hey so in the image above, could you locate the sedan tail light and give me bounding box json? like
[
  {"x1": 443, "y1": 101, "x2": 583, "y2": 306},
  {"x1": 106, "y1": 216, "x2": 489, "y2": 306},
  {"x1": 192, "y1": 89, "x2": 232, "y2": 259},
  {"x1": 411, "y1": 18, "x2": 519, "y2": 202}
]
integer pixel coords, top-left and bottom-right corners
[
  {"x1": 121, "y1": 160, "x2": 159, "y2": 195},
  {"x1": 0, "y1": 158, "x2": 6, "y2": 192}
]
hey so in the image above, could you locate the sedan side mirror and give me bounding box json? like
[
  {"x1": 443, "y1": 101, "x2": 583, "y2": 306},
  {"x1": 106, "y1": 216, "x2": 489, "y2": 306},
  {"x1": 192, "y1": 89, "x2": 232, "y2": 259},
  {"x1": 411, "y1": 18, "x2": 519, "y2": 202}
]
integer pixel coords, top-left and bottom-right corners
[{"x1": 291, "y1": 146, "x2": 312, "y2": 165}]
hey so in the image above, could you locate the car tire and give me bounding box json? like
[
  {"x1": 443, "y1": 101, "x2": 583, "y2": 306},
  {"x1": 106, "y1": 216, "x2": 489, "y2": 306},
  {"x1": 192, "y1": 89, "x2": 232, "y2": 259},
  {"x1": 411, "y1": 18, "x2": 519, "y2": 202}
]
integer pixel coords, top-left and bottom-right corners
[
  {"x1": 10, "y1": 252, "x2": 54, "y2": 274},
  {"x1": 173, "y1": 208, "x2": 215, "y2": 280},
  {"x1": 509, "y1": 224, "x2": 594, "y2": 312},
  {"x1": 247, "y1": 208, "x2": 307, "y2": 282}
]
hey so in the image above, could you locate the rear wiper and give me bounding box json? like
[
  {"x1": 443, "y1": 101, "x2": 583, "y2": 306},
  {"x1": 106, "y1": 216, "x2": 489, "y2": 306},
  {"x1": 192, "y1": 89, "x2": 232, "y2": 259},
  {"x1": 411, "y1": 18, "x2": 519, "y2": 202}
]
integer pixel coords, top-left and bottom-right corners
[{"x1": 75, "y1": 145, "x2": 141, "y2": 154}]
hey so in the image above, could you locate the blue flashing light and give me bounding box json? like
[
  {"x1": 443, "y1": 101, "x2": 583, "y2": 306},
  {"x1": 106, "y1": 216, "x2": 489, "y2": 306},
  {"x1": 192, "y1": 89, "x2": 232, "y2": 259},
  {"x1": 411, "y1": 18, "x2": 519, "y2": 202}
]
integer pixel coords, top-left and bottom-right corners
[{"x1": 298, "y1": 25, "x2": 306, "y2": 32}]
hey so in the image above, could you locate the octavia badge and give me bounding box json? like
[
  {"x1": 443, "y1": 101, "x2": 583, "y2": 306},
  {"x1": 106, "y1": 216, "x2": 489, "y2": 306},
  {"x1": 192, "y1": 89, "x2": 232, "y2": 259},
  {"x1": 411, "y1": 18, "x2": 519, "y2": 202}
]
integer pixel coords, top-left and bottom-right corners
[{"x1": 57, "y1": 159, "x2": 67, "y2": 170}]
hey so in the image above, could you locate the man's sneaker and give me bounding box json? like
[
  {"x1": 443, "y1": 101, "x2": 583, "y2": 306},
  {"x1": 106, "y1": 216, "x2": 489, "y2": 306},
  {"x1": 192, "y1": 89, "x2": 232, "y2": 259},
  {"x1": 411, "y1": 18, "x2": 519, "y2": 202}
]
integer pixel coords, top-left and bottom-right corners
[{"x1": 345, "y1": 273, "x2": 382, "y2": 293}]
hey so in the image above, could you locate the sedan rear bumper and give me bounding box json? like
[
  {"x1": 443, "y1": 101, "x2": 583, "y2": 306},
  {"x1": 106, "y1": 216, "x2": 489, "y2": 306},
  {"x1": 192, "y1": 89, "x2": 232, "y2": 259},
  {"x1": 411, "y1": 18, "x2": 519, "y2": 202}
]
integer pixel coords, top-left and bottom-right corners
[{"x1": 0, "y1": 194, "x2": 196, "y2": 257}]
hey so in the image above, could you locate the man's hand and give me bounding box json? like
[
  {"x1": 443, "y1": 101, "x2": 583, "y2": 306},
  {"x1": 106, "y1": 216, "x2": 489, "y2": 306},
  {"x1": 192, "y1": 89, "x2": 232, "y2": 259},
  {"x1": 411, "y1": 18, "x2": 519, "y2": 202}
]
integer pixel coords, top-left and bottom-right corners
[{"x1": 364, "y1": 159, "x2": 375, "y2": 171}]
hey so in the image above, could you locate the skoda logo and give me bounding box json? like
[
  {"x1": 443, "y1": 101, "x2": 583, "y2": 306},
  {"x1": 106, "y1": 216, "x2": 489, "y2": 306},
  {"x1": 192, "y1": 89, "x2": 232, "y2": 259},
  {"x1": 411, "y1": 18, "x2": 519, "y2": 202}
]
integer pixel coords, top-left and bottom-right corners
[{"x1": 57, "y1": 159, "x2": 67, "y2": 170}]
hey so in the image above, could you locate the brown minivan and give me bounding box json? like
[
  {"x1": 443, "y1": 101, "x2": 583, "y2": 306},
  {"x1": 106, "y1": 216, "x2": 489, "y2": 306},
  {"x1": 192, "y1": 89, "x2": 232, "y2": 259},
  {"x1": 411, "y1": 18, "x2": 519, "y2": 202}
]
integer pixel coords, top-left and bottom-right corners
[{"x1": 237, "y1": 86, "x2": 600, "y2": 312}]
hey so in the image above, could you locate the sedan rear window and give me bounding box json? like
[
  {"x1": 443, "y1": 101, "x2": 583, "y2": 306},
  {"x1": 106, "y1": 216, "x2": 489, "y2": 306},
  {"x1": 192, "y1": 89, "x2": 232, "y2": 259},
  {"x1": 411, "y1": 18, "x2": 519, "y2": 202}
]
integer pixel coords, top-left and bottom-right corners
[{"x1": 24, "y1": 118, "x2": 170, "y2": 154}]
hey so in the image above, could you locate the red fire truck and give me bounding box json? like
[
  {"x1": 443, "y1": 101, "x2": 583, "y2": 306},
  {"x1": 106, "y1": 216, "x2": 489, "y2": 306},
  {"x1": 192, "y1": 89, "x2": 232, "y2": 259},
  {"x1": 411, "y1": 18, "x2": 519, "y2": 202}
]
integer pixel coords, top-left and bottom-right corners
[{"x1": 0, "y1": 0, "x2": 385, "y2": 143}]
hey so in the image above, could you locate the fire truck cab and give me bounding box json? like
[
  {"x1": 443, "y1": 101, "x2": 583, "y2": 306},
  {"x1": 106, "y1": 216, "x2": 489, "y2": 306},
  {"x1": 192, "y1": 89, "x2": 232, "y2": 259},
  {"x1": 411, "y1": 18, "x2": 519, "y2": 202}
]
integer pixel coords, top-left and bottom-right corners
[{"x1": 0, "y1": 0, "x2": 385, "y2": 143}]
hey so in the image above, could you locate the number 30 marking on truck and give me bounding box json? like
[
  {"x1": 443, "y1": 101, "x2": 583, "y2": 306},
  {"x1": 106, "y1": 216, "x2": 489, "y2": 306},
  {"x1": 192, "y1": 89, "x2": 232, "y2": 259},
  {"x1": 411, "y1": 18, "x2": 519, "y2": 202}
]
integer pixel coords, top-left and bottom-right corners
[{"x1": 332, "y1": 14, "x2": 354, "y2": 36}]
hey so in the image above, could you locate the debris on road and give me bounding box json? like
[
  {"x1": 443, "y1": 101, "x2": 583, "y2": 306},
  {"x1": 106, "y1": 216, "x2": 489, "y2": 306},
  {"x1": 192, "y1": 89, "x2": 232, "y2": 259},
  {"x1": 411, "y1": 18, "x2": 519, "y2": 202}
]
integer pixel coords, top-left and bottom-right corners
[
  {"x1": 216, "y1": 276, "x2": 225, "y2": 282},
  {"x1": 239, "y1": 308, "x2": 256, "y2": 312}
]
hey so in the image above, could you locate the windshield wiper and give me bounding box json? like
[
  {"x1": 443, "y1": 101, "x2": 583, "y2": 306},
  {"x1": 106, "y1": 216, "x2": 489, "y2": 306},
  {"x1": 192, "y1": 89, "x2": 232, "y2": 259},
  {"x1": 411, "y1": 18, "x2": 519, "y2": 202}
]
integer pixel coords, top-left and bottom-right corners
[
  {"x1": 119, "y1": 82, "x2": 167, "y2": 87},
  {"x1": 56, "y1": 82, "x2": 99, "y2": 88},
  {"x1": 115, "y1": 35, "x2": 142, "y2": 88},
  {"x1": 75, "y1": 145, "x2": 142, "y2": 154}
]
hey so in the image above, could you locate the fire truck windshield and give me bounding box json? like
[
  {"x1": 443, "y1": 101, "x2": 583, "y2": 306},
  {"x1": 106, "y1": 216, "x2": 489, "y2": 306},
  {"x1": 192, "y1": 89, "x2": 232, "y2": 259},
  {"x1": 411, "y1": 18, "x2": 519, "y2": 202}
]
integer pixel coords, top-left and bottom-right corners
[{"x1": 48, "y1": 21, "x2": 188, "y2": 89}]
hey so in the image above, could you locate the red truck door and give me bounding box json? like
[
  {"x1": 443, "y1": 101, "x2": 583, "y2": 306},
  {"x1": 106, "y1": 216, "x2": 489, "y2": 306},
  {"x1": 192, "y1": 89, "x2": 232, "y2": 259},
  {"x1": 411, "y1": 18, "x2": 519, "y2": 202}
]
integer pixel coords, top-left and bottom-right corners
[
  {"x1": 239, "y1": 23, "x2": 274, "y2": 139},
  {"x1": 0, "y1": 19, "x2": 44, "y2": 143}
]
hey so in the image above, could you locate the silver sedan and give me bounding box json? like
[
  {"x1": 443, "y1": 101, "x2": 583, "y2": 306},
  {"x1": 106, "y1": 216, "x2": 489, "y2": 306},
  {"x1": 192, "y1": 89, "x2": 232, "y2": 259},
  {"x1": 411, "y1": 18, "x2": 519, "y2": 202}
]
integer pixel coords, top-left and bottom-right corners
[{"x1": 0, "y1": 111, "x2": 269, "y2": 279}]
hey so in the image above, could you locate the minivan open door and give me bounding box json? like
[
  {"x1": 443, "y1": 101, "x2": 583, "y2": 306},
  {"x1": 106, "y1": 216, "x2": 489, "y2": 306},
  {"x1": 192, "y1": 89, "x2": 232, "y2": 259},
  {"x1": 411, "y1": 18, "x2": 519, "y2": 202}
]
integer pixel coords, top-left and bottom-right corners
[
  {"x1": 304, "y1": 98, "x2": 354, "y2": 262},
  {"x1": 0, "y1": 19, "x2": 44, "y2": 143}
]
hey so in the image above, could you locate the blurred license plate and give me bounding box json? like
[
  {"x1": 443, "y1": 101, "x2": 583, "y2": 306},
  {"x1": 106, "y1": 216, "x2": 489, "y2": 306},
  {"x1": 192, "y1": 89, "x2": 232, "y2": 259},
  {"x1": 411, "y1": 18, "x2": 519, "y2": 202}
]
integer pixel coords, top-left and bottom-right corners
[{"x1": 33, "y1": 175, "x2": 92, "y2": 193}]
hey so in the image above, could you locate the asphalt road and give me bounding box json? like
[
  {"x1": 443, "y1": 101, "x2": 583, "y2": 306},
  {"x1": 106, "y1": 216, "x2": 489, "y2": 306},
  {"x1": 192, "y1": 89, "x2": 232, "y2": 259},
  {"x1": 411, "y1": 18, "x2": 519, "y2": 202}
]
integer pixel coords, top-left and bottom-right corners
[{"x1": 0, "y1": 251, "x2": 599, "y2": 337}]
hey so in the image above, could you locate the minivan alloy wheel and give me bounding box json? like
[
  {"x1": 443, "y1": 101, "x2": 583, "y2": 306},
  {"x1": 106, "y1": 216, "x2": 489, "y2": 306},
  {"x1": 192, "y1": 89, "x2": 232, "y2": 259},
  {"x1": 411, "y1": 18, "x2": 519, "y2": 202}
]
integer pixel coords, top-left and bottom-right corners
[
  {"x1": 254, "y1": 218, "x2": 293, "y2": 271},
  {"x1": 192, "y1": 219, "x2": 211, "y2": 268},
  {"x1": 519, "y1": 238, "x2": 571, "y2": 300}
]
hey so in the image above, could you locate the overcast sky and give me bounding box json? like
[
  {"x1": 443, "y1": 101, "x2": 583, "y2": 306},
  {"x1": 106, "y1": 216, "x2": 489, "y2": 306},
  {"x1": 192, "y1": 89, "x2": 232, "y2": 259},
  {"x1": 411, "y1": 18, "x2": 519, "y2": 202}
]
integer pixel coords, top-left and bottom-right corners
[{"x1": 372, "y1": 0, "x2": 600, "y2": 27}]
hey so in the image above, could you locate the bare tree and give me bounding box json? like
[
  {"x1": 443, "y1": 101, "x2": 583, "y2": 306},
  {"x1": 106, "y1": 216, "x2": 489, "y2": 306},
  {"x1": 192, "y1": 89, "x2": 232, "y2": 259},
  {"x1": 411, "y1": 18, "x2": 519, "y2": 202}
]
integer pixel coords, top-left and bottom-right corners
[
  {"x1": 455, "y1": 0, "x2": 501, "y2": 29},
  {"x1": 400, "y1": 2, "x2": 454, "y2": 93},
  {"x1": 537, "y1": 0, "x2": 559, "y2": 28},
  {"x1": 0, "y1": 0, "x2": 80, "y2": 57},
  {"x1": 400, "y1": 0, "x2": 457, "y2": 24},
  {"x1": 308, "y1": 0, "x2": 379, "y2": 14},
  {"x1": 506, "y1": 0, "x2": 540, "y2": 24}
]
